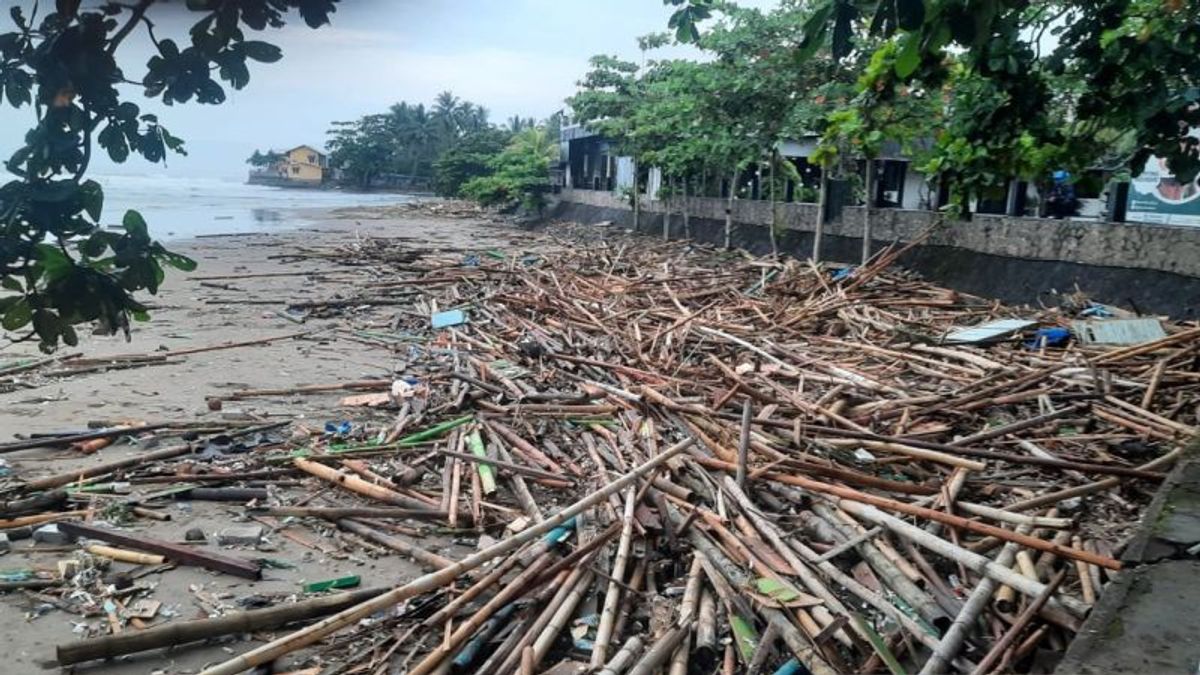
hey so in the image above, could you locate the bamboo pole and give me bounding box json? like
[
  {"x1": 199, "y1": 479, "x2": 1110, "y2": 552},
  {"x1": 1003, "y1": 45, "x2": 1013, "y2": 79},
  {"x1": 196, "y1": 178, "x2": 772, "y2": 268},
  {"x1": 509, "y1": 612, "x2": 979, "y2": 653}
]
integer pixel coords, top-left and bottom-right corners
[
  {"x1": 600, "y1": 635, "x2": 646, "y2": 675},
  {"x1": 681, "y1": 519, "x2": 837, "y2": 675},
  {"x1": 628, "y1": 622, "x2": 693, "y2": 675},
  {"x1": 336, "y1": 519, "x2": 454, "y2": 570},
  {"x1": 771, "y1": 472, "x2": 1120, "y2": 570},
  {"x1": 592, "y1": 486, "x2": 638, "y2": 667},
  {"x1": 720, "y1": 478, "x2": 942, "y2": 652},
  {"x1": 812, "y1": 502, "x2": 951, "y2": 633},
  {"x1": 737, "y1": 398, "x2": 752, "y2": 489},
  {"x1": 85, "y1": 544, "x2": 165, "y2": 565},
  {"x1": 293, "y1": 458, "x2": 438, "y2": 512},
  {"x1": 198, "y1": 437, "x2": 693, "y2": 675},
  {"x1": 407, "y1": 554, "x2": 552, "y2": 675},
  {"x1": 918, "y1": 527, "x2": 1030, "y2": 675},
  {"x1": 969, "y1": 569, "x2": 1068, "y2": 675},
  {"x1": 668, "y1": 557, "x2": 705, "y2": 675},
  {"x1": 57, "y1": 589, "x2": 386, "y2": 665},
  {"x1": 833, "y1": 499, "x2": 1090, "y2": 618}
]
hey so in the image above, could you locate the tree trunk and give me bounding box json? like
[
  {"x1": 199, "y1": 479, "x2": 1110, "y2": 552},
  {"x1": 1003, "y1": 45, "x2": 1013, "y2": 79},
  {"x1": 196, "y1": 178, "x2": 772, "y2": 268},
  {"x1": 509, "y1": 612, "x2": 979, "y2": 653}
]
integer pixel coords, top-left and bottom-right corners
[
  {"x1": 769, "y1": 149, "x2": 779, "y2": 258},
  {"x1": 662, "y1": 176, "x2": 671, "y2": 241},
  {"x1": 813, "y1": 164, "x2": 827, "y2": 263},
  {"x1": 632, "y1": 158, "x2": 641, "y2": 232},
  {"x1": 682, "y1": 177, "x2": 691, "y2": 239},
  {"x1": 724, "y1": 170, "x2": 737, "y2": 250},
  {"x1": 862, "y1": 159, "x2": 873, "y2": 266}
]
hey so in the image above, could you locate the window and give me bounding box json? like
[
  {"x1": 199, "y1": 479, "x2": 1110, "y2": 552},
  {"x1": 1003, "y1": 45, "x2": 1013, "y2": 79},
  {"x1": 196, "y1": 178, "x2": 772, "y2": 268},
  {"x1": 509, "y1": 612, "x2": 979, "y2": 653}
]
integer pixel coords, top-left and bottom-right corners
[
  {"x1": 291, "y1": 166, "x2": 300, "y2": 175},
  {"x1": 308, "y1": 154, "x2": 316, "y2": 164}
]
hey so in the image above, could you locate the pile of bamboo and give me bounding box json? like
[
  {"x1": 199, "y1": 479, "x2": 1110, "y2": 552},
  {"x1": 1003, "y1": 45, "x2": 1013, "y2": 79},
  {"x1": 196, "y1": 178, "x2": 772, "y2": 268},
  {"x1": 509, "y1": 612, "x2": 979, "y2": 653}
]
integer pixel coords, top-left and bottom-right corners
[{"x1": 9, "y1": 220, "x2": 1199, "y2": 674}]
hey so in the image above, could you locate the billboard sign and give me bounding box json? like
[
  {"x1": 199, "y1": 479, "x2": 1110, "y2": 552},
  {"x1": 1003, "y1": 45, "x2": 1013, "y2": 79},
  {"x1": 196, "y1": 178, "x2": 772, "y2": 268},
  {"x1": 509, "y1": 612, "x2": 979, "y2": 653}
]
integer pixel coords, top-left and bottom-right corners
[{"x1": 1127, "y1": 147, "x2": 1200, "y2": 227}]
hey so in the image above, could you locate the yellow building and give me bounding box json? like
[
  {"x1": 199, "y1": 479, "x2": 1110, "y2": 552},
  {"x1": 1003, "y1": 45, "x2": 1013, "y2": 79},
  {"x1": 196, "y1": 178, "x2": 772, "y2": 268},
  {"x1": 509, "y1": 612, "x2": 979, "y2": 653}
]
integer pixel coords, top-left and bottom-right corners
[{"x1": 279, "y1": 145, "x2": 327, "y2": 184}]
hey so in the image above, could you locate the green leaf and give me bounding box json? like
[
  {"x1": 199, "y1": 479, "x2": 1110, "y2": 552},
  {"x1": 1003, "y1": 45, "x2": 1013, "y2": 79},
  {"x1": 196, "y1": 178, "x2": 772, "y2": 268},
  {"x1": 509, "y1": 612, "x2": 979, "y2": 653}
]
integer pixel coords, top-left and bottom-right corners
[
  {"x1": 161, "y1": 251, "x2": 198, "y2": 272},
  {"x1": 1, "y1": 277, "x2": 22, "y2": 292},
  {"x1": 80, "y1": 180, "x2": 103, "y2": 222},
  {"x1": 60, "y1": 323, "x2": 78, "y2": 347},
  {"x1": 80, "y1": 233, "x2": 109, "y2": 258},
  {"x1": 35, "y1": 244, "x2": 73, "y2": 282},
  {"x1": 4, "y1": 69, "x2": 32, "y2": 108},
  {"x1": 895, "y1": 33, "x2": 921, "y2": 78},
  {"x1": 240, "y1": 41, "x2": 283, "y2": 63},
  {"x1": 1, "y1": 298, "x2": 32, "y2": 330},
  {"x1": 32, "y1": 309, "x2": 62, "y2": 344},
  {"x1": 729, "y1": 614, "x2": 758, "y2": 663},
  {"x1": 122, "y1": 210, "x2": 149, "y2": 240},
  {"x1": 852, "y1": 613, "x2": 909, "y2": 675},
  {"x1": 895, "y1": 0, "x2": 925, "y2": 31},
  {"x1": 755, "y1": 577, "x2": 801, "y2": 603}
]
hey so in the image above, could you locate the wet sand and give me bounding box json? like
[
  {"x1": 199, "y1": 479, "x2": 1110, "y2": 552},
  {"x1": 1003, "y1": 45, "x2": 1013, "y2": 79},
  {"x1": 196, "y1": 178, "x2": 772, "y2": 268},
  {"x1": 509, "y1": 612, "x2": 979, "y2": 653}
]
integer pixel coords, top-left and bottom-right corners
[{"x1": 0, "y1": 205, "x2": 535, "y2": 673}]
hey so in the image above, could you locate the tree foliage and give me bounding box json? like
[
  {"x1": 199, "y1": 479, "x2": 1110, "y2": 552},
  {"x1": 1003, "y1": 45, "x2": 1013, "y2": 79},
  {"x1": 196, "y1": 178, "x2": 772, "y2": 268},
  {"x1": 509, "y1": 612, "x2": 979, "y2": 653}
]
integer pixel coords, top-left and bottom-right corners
[
  {"x1": 1, "y1": 0, "x2": 336, "y2": 351},
  {"x1": 461, "y1": 127, "x2": 559, "y2": 213},
  {"x1": 326, "y1": 92, "x2": 492, "y2": 189},
  {"x1": 246, "y1": 149, "x2": 284, "y2": 167},
  {"x1": 668, "y1": 0, "x2": 1200, "y2": 212},
  {"x1": 432, "y1": 127, "x2": 513, "y2": 198}
]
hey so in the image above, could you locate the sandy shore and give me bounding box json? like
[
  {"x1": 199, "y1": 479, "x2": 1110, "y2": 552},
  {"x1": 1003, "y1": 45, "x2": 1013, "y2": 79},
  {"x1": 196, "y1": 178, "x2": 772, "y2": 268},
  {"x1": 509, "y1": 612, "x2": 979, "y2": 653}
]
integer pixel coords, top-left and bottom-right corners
[{"x1": 0, "y1": 204, "x2": 538, "y2": 673}]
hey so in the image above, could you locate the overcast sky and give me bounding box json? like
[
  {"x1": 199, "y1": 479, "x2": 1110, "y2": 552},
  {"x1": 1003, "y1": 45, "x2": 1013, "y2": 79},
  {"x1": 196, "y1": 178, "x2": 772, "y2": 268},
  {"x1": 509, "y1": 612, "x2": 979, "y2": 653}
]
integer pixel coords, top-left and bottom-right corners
[{"x1": 0, "y1": 0, "x2": 775, "y2": 179}]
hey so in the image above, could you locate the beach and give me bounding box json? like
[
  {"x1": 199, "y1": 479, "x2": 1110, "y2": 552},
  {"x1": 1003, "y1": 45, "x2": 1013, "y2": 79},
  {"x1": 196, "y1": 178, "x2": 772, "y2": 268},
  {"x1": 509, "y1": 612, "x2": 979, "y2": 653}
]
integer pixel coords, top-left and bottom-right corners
[
  {"x1": 0, "y1": 198, "x2": 1193, "y2": 674},
  {"x1": 0, "y1": 202, "x2": 531, "y2": 673}
]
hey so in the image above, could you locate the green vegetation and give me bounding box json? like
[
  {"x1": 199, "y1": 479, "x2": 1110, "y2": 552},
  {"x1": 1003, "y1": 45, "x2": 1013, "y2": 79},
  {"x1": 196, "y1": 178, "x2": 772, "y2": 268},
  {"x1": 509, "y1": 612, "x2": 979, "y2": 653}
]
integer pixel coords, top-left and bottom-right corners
[
  {"x1": 0, "y1": 0, "x2": 336, "y2": 351},
  {"x1": 326, "y1": 94, "x2": 561, "y2": 210},
  {"x1": 666, "y1": 0, "x2": 1200, "y2": 215},
  {"x1": 432, "y1": 128, "x2": 512, "y2": 198},
  {"x1": 460, "y1": 127, "x2": 559, "y2": 213},
  {"x1": 325, "y1": 93, "x2": 491, "y2": 189},
  {"x1": 246, "y1": 149, "x2": 284, "y2": 168}
]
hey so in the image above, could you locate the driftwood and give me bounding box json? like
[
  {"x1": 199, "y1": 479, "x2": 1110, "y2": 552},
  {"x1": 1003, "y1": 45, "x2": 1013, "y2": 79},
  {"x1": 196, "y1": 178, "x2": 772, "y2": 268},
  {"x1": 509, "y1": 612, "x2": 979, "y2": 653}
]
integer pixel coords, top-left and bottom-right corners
[
  {"x1": 57, "y1": 521, "x2": 262, "y2": 579},
  {"x1": 56, "y1": 588, "x2": 386, "y2": 665}
]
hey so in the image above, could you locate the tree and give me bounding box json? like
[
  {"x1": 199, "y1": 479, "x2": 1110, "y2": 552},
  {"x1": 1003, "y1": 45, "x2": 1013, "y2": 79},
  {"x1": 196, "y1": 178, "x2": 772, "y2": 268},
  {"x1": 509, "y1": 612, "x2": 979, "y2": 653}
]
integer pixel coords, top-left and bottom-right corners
[
  {"x1": 433, "y1": 127, "x2": 513, "y2": 197},
  {"x1": 671, "y1": 0, "x2": 1200, "y2": 213},
  {"x1": 692, "y1": 4, "x2": 853, "y2": 255},
  {"x1": 1, "y1": 0, "x2": 337, "y2": 351},
  {"x1": 327, "y1": 94, "x2": 495, "y2": 188},
  {"x1": 246, "y1": 149, "x2": 284, "y2": 167},
  {"x1": 326, "y1": 114, "x2": 395, "y2": 189},
  {"x1": 461, "y1": 126, "x2": 558, "y2": 213},
  {"x1": 568, "y1": 55, "x2": 648, "y2": 227}
]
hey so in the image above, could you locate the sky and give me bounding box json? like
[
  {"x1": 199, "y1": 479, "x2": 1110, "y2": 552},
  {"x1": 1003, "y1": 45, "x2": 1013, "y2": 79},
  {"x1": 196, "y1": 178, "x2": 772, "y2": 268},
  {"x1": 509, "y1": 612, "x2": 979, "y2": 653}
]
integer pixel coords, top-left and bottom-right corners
[{"x1": 0, "y1": 0, "x2": 776, "y2": 180}]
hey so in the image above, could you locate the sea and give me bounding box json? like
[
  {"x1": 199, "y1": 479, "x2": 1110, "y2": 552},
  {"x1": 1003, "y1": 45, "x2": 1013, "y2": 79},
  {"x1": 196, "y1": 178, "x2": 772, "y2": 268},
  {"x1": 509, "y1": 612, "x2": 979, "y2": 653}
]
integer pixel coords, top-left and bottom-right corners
[{"x1": 94, "y1": 174, "x2": 411, "y2": 241}]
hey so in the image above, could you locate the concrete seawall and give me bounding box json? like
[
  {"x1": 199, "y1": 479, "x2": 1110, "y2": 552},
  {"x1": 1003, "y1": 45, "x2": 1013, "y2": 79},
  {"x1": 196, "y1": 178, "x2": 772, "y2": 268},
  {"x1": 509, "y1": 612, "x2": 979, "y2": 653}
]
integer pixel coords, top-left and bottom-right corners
[{"x1": 553, "y1": 189, "x2": 1200, "y2": 318}]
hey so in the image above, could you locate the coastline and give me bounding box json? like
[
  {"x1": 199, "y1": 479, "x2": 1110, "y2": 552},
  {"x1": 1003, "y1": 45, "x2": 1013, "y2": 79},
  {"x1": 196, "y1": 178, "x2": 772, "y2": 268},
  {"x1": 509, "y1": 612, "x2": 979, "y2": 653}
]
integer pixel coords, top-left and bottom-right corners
[{"x1": 0, "y1": 204, "x2": 521, "y2": 674}]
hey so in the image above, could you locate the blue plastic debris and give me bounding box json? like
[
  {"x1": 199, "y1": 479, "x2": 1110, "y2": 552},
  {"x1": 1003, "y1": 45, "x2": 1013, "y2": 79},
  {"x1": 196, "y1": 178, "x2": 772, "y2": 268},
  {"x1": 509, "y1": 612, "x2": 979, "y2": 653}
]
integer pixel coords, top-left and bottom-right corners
[
  {"x1": 773, "y1": 659, "x2": 811, "y2": 675},
  {"x1": 431, "y1": 309, "x2": 467, "y2": 329},
  {"x1": 462, "y1": 254, "x2": 481, "y2": 267},
  {"x1": 1081, "y1": 302, "x2": 1114, "y2": 318},
  {"x1": 1025, "y1": 327, "x2": 1071, "y2": 349},
  {"x1": 541, "y1": 517, "x2": 577, "y2": 544},
  {"x1": 830, "y1": 267, "x2": 856, "y2": 282},
  {"x1": 324, "y1": 421, "x2": 352, "y2": 437}
]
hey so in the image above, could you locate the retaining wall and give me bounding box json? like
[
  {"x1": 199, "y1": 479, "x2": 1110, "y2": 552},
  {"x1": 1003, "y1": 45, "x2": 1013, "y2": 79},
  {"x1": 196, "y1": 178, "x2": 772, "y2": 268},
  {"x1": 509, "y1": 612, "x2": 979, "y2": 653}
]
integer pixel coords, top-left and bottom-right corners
[{"x1": 553, "y1": 189, "x2": 1200, "y2": 318}]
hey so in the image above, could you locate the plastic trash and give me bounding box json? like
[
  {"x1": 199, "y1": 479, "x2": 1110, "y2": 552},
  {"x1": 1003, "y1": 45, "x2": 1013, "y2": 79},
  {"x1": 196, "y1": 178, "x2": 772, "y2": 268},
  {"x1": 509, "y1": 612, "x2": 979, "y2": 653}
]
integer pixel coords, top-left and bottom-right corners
[
  {"x1": 1081, "y1": 302, "x2": 1115, "y2": 318},
  {"x1": 324, "y1": 421, "x2": 352, "y2": 437},
  {"x1": 830, "y1": 267, "x2": 855, "y2": 282},
  {"x1": 431, "y1": 309, "x2": 467, "y2": 328},
  {"x1": 1025, "y1": 327, "x2": 1071, "y2": 349}
]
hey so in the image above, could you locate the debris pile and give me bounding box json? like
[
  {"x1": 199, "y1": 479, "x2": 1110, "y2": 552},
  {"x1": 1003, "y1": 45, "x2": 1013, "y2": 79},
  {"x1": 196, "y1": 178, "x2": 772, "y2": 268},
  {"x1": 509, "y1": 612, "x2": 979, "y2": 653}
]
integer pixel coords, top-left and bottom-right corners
[{"x1": 1, "y1": 219, "x2": 1197, "y2": 674}]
